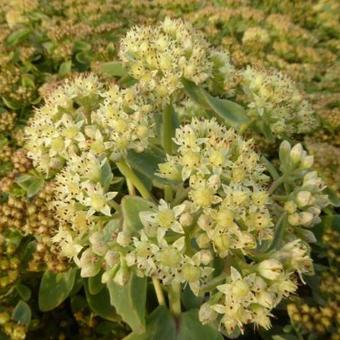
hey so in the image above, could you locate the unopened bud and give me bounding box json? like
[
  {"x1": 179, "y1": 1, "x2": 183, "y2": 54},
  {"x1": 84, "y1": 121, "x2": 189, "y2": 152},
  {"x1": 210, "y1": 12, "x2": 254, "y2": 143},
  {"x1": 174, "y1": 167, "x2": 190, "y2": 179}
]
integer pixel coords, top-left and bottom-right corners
[
  {"x1": 199, "y1": 303, "x2": 217, "y2": 325},
  {"x1": 179, "y1": 212, "x2": 193, "y2": 227},
  {"x1": 279, "y1": 141, "x2": 291, "y2": 164},
  {"x1": 197, "y1": 214, "x2": 213, "y2": 231},
  {"x1": 196, "y1": 232, "x2": 210, "y2": 248},
  {"x1": 300, "y1": 155, "x2": 314, "y2": 169},
  {"x1": 104, "y1": 250, "x2": 120, "y2": 267},
  {"x1": 114, "y1": 264, "x2": 129, "y2": 286},
  {"x1": 117, "y1": 231, "x2": 131, "y2": 247},
  {"x1": 284, "y1": 201, "x2": 297, "y2": 214},
  {"x1": 299, "y1": 212, "x2": 314, "y2": 226},
  {"x1": 296, "y1": 191, "x2": 312, "y2": 208},
  {"x1": 258, "y1": 259, "x2": 283, "y2": 280},
  {"x1": 290, "y1": 144, "x2": 303, "y2": 164},
  {"x1": 197, "y1": 250, "x2": 213, "y2": 265},
  {"x1": 288, "y1": 213, "x2": 301, "y2": 226}
]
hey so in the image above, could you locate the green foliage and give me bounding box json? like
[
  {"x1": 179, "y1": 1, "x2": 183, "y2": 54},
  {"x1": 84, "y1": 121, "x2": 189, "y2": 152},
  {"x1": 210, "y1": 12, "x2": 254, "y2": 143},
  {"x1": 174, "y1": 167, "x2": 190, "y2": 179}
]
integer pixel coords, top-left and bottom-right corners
[
  {"x1": 107, "y1": 275, "x2": 147, "y2": 333},
  {"x1": 39, "y1": 268, "x2": 78, "y2": 312},
  {"x1": 125, "y1": 307, "x2": 223, "y2": 340},
  {"x1": 12, "y1": 301, "x2": 31, "y2": 326},
  {"x1": 121, "y1": 196, "x2": 154, "y2": 233}
]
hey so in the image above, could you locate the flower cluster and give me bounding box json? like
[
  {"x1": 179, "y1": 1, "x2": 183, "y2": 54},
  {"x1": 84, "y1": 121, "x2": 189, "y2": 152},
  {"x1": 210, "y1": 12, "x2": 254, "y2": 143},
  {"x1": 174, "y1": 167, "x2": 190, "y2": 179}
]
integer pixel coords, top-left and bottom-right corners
[
  {"x1": 158, "y1": 118, "x2": 272, "y2": 256},
  {"x1": 21, "y1": 15, "x2": 332, "y2": 338},
  {"x1": 51, "y1": 154, "x2": 117, "y2": 257},
  {"x1": 240, "y1": 66, "x2": 318, "y2": 137},
  {"x1": 201, "y1": 265, "x2": 297, "y2": 334},
  {"x1": 119, "y1": 17, "x2": 211, "y2": 104},
  {"x1": 25, "y1": 74, "x2": 104, "y2": 173},
  {"x1": 278, "y1": 142, "x2": 328, "y2": 240},
  {"x1": 92, "y1": 85, "x2": 154, "y2": 161},
  {"x1": 25, "y1": 75, "x2": 155, "y2": 174}
]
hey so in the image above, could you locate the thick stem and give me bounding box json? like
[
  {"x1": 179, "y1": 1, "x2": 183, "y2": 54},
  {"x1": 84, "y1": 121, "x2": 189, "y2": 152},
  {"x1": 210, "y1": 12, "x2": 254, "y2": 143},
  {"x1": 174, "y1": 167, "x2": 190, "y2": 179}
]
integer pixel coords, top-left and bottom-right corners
[
  {"x1": 168, "y1": 282, "x2": 181, "y2": 316},
  {"x1": 126, "y1": 179, "x2": 136, "y2": 196},
  {"x1": 116, "y1": 160, "x2": 153, "y2": 201},
  {"x1": 152, "y1": 277, "x2": 166, "y2": 306},
  {"x1": 267, "y1": 213, "x2": 287, "y2": 251},
  {"x1": 162, "y1": 104, "x2": 174, "y2": 155}
]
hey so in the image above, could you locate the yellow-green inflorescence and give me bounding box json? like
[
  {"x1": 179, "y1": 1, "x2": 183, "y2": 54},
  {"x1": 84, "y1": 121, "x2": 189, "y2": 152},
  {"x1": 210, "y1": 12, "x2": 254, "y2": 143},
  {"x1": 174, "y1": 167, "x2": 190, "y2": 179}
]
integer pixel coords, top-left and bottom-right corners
[{"x1": 22, "y1": 17, "x2": 331, "y2": 337}]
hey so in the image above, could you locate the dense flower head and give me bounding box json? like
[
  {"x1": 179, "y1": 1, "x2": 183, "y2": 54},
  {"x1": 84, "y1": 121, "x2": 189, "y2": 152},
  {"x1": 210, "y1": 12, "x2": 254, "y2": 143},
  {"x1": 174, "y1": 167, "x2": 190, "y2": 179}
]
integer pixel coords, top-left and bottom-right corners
[
  {"x1": 157, "y1": 118, "x2": 272, "y2": 256},
  {"x1": 119, "y1": 17, "x2": 211, "y2": 104},
  {"x1": 91, "y1": 85, "x2": 155, "y2": 160},
  {"x1": 204, "y1": 266, "x2": 297, "y2": 335},
  {"x1": 52, "y1": 154, "x2": 116, "y2": 231},
  {"x1": 241, "y1": 66, "x2": 318, "y2": 137},
  {"x1": 25, "y1": 74, "x2": 104, "y2": 173},
  {"x1": 25, "y1": 75, "x2": 155, "y2": 174}
]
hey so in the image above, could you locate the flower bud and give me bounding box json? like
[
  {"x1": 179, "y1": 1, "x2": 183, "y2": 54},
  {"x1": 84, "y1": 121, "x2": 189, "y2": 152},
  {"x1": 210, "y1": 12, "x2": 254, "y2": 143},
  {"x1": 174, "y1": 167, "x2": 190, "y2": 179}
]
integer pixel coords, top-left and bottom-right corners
[
  {"x1": 179, "y1": 212, "x2": 193, "y2": 227},
  {"x1": 303, "y1": 171, "x2": 322, "y2": 188},
  {"x1": 197, "y1": 250, "x2": 213, "y2": 265},
  {"x1": 296, "y1": 191, "x2": 312, "y2": 208},
  {"x1": 299, "y1": 212, "x2": 314, "y2": 226},
  {"x1": 105, "y1": 250, "x2": 120, "y2": 267},
  {"x1": 101, "y1": 268, "x2": 116, "y2": 284},
  {"x1": 279, "y1": 140, "x2": 291, "y2": 163},
  {"x1": 257, "y1": 291, "x2": 274, "y2": 308},
  {"x1": 196, "y1": 232, "x2": 210, "y2": 248},
  {"x1": 258, "y1": 259, "x2": 283, "y2": 280},
  {"x1": 89, "y1": 232, "x2": 107, "y2": 256},
  {"x1": 284, "y1": 201, "x2": 297, "y2": 214},
  {"x1": 290, "y1": 144, "x2": 303, "y2": 165},
  {"x1": 300, "y1": 155, "x2": 314, "y2": 169},
  {"x1": 199, "y1": 303, "x2": 217, "y2": 325},
  {"x1": 197, "y1": 214, "x2": 213, "y2": 231},
  {"x1": 114, "y1": 264, "x2": 130, "y2": 286},
  {"x1": 288, "y1": 213, "x2": 301, "y2": 226},
  {"x1": 117, "y1": 231, "x2": 131, "y2": 247}
]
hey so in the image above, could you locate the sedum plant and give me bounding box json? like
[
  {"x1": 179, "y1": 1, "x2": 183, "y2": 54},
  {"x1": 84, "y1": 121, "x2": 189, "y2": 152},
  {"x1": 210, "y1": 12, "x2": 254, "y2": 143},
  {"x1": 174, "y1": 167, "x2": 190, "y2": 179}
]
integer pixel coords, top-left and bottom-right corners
[{"x1": 23, "y1": 18, "x2": 331, "y2": 338}]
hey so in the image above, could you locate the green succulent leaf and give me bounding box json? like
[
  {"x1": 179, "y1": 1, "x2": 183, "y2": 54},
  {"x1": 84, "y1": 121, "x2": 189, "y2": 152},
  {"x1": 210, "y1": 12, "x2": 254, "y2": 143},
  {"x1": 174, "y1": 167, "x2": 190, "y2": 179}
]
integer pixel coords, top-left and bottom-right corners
[
  {"x1": 88, "y1": 272, "x2": 104, "y2": 295},
  {"x1": 15, "y1": 284, "x2": 32, "y2": 302},
  {"x1": 6, "y1": 28, "x2": 31, "y2": 46},
  {"x1": 121, "y1": 195, "x2": 155, "y2": 233},
  {"x1": 12, "y1": 300, "x2": 31, "y2": 326},
  {"x1": 39, "y1": 268, "x2": 78, "y2": 312},
  {"x1": 181, "y1": 78, "x2": 249, "y2": 128},
  {"x1": 99, "y1": 62, "x2": 128, "y2": 77},
  {"x1": 107, "y1": 274, "x2": 147, "y2": 334},
  {"x1": 15, "y1": 174, "x2": 44, "y2": 198},
  {"x1": 58, "y1": 60, "x2": 72, "y2": 76},
  {"x1": 100, "y1": 158, "x2": 113, "y2": 191},
  {"x1": 127, "y1": 147, "x2": 176, "y2": 188},
  {"x1": 85, "y1": 281, "x2": 118, "y2": 322},
  {"x1": 124, "y1": 307, "x2": 222, "y2": 340}
]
